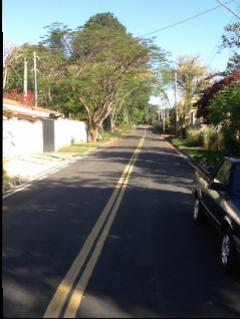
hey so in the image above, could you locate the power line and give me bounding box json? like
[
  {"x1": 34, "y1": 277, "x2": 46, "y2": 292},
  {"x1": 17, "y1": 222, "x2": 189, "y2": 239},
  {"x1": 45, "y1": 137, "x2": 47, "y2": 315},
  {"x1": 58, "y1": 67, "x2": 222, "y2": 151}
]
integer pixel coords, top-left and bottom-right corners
[
  {"x1": 216, "y1": 0, "x2": 240, "y2": 18},
  {"x1": 206, "y1": 39, "x2": 222, "y2": 66},
  {"x1": 137, "y1": 0, "x2": 234, "y2": 38},
  {"x1": 206, "y1": 16, "x2": 236, "y2": 66}
]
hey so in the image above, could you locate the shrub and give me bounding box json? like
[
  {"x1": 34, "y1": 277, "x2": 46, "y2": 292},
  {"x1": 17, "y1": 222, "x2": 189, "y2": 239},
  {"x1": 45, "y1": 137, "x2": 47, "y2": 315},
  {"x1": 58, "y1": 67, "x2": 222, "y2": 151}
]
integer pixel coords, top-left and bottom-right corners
[
  {"x1": 203, "y1": 127, "x2": 224, "y2": 151},
  {"x1": 3, "y1": 168, "x2": 10, "y2": 190},
  {"x1": 185, "y1": 129, "x2": 203, "y2": 147},
  {"x1": 221, "y1": 127, "x2": 240, "y2": 155},
  {"x1": 206, "y1": 83, "x2": 240, "y2": 154},
  {"x1": 4, "y1": 88, "x2": 35, "y2": 106}
]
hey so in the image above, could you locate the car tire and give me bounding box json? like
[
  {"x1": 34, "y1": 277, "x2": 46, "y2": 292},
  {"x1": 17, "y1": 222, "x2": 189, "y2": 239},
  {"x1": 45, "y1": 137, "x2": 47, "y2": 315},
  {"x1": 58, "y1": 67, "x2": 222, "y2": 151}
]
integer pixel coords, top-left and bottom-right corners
[
  {"x1": 193, "y1": 197, "x2": 205, "y2": 224},
  {"x1": 221, "y1": 231, "x2": 236, "y2": 272}
]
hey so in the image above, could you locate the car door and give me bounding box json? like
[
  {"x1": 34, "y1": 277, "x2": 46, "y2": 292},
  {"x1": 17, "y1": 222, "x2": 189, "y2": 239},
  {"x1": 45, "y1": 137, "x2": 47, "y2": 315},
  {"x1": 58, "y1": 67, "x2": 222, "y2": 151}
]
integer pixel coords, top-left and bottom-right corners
[{"x1": 205, "y1": 160, "x2": 232, "y2": 229}]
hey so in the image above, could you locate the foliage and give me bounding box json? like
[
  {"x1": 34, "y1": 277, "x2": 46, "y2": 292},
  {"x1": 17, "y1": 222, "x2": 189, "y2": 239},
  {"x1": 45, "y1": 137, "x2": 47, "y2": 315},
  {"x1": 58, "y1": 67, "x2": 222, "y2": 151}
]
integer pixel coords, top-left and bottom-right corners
[
  {"x1": 3, "y1": 168, "x2": 11, "y2": 190},
  {"x1": 222, "y1": 22, "x2": 240, "y2": 49},
  {"x1": 4, "y1": 88, "x2": 35, "y2": 106},
  {"x1": 3, "y1": 43, "x2": 22, "y2": 90},
  {"x1": 222, "y1": 22, "x2": 240, "y2": 74},
  {"x1": 40, "y1": 22, "x2": 72, "y2": 56},
  {"x1": 202, "y1": 127, "x2": 224, "y2": 152},
  {"x1": 3, "y1": 13, "x2": 170, "y2": 142},
  {"x1": 185, "y1": 128, "x2": 203, "y2": 147},
  {"x1": 42, "y1": 13, "x2": 168, "y2": 141},
  {"x1": 175, "y1": 55, "x2": 211, "y2": 126},
  {"x1": 225, "y1": 54, "x2": 240, "y2": 75},
  {"x1": 196, "y1": 70, "x2": 240, "y2": 118},
  {"x1": 4, "y1": 43, "x2": 66, "y2": 108},
  {"x1": 206, "y1": 84, "x2": 240, "y2": 154},
  {"x1": 171, "y1": 138, "x2": 223, "y2": 165}
]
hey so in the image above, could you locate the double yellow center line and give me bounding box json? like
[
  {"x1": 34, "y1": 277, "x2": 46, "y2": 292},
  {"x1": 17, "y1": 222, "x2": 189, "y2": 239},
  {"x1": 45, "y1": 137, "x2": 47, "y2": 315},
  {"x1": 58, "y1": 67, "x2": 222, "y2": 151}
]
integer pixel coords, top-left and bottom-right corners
[{"x1": 43, "y1": 131, "x2": 146, "y2": 318}]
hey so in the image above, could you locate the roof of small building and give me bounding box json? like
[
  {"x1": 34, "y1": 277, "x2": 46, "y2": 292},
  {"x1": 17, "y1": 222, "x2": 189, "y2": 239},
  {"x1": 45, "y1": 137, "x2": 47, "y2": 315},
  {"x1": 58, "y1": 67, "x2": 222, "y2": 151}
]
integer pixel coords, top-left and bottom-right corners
[{"x1": 3, "y1": 98, "x2": 64, "y2": 120}]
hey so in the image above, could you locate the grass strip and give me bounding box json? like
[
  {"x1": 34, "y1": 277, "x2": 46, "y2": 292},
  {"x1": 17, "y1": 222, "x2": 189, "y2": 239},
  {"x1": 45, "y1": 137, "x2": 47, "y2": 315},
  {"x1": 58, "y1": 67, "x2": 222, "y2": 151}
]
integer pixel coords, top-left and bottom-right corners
[{"x1": 169, "y1": 137, "x2": 223, "y2": 165}]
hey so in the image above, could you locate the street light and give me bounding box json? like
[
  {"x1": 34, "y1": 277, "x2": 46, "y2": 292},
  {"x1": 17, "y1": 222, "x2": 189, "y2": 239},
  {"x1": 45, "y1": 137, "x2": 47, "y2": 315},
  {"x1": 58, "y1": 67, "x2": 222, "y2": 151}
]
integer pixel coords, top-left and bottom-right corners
[
  {"x1": 174, "y1": 69, "x2": 179, "y2": 136},
  {"x1": 33, "y1": 51, "x2": 40, "y2": 108}
]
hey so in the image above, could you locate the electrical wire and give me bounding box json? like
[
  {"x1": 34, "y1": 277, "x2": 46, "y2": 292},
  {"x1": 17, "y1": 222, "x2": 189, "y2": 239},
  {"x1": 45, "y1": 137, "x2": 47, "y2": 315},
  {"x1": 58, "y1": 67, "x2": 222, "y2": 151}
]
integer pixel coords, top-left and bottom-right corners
[
  {"x1": 206, "y1": 16, "x2": 237, "y2": 67},
  {"x1": 216, "y1": 0, "x2": 240, "y2": 19},
  {"x1": 137, "y1": 0, "x2": 234, "y2": 38}
]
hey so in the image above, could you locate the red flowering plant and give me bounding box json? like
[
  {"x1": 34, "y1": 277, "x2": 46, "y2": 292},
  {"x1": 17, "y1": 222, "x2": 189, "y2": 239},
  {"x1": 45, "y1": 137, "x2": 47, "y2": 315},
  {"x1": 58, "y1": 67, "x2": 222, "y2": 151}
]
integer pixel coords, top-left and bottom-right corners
[
  {"x1": 195, "y1": 70, "x2": 240, "y2": 119},
  {"x1": 4, "y1": 88, "x2": 35, "y2": 106},
  {"x1": 195, "y1": 70, "x2": 240, "y2": 154}
]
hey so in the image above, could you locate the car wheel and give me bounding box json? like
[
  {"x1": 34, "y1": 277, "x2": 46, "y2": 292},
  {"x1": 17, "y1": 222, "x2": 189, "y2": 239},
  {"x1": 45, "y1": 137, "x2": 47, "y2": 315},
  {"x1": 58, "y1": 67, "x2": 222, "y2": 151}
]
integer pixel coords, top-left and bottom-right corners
[
  {"x1": 193, "y1": 197, "x2": 205, "y2": 224},
  {"x1": 221, "y1": 231, "x2": 236, "y2": 271}
]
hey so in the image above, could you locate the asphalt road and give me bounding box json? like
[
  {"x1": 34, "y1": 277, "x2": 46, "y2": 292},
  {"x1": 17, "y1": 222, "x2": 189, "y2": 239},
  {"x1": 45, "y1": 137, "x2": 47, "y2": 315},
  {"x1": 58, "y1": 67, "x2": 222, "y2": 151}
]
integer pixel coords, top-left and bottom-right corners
[{"x1": 3, "y1": 128, "x2": 240, "y2": 318}]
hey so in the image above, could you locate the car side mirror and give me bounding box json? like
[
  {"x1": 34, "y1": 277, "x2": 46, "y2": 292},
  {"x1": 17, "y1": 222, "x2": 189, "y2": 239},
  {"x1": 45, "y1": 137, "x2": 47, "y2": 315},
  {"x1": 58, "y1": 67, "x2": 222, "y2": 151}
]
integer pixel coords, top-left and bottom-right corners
[{"x1": 209, "y1": 182, "x2": 228, "y2": 192}]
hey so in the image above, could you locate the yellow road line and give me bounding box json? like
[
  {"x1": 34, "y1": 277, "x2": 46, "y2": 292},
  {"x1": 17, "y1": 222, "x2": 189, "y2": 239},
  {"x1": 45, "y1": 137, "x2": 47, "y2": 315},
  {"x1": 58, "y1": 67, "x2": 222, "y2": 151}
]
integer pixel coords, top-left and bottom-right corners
[
  {"x1": 43, "y1": 132, "x2": 146, "y2": 318},
  {"x1": 63, "y1": 138, "x2": 144, "y2": 318}
]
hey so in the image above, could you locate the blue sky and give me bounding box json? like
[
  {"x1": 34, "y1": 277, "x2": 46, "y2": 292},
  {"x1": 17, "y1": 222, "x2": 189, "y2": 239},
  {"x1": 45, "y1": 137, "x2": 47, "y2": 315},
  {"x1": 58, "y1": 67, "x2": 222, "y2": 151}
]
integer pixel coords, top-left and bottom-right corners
[{"x1": 3, "y1": 0, "x2": 240, "y2": 73}]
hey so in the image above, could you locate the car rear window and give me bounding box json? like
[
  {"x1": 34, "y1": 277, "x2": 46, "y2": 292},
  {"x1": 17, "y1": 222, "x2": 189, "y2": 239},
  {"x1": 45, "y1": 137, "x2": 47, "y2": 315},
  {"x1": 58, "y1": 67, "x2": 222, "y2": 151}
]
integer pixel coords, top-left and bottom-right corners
[{"x1": 214, "y1": 160, "x2": 231, "y2": 185}]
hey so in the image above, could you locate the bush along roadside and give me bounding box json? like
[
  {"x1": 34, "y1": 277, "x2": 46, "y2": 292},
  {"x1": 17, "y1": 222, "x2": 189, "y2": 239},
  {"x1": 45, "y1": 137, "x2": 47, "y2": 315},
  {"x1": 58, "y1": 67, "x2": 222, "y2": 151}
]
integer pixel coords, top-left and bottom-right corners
[
  {"x1": 3, "y1": 168, "x2": 26, "y2": 192},
  {"x1": 168, "y1": 135, "x2": 224, "y2": 166}
]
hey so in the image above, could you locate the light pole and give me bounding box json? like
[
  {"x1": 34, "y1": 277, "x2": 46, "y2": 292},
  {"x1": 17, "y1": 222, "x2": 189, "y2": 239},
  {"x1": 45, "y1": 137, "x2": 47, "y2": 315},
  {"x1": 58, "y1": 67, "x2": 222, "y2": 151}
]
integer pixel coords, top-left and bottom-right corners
[
  {"x1": 33, "y1": 51, "x2": 39, "y2": 108},
  {"x1": 162, "y1": 104, "x2": 166, "y2": 133},
  {"x1": 23, "y1": 59, "x2": 28, "y2": 103},
  {"x1": 174, "y1": 69, "x2": 179, "y2": 136}
]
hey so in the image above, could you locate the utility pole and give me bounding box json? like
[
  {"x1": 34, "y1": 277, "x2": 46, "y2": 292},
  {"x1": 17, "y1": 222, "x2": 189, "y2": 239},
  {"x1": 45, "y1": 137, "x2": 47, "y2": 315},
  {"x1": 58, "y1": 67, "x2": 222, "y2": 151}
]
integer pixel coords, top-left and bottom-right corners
[
  {"x1": 162, "y1": 104, "x2": 166, "y2": 133},
  {"x1": 23, "y1": 59, "x2": 28, "y2": 103},
  {"x1": 174, "y1": 70, "x2": 179, "y2": 136},
  {"x1": 33, "y1": 51, "x2": 38, "y2": 108}
]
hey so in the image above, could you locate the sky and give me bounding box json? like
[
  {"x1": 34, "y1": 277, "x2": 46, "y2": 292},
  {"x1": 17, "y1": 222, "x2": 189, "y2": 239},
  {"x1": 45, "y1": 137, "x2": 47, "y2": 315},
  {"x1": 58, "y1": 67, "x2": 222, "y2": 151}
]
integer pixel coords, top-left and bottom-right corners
[
  {"x1": 3, "y1": 0, "x2": 240, "y2": 72},
  {"x1": 3, "y1": 0, "x2": 240, "y2": 107}
]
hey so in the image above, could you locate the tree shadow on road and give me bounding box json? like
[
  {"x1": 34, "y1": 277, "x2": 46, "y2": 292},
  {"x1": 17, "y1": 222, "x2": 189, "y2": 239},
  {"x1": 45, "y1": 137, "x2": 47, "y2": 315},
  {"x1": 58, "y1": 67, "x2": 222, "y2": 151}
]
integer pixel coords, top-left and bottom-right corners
[{"x1": 2, "y1": 131, "x2": 240, "y2": 318}]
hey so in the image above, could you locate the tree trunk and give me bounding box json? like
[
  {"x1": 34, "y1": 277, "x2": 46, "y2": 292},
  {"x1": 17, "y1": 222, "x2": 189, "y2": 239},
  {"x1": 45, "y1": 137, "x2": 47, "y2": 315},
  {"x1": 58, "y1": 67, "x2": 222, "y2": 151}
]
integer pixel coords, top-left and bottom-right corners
[
  {"x1": 109, "y1": 108, "x2": 116, "y2": 132},
  {"x1": 103, "y1": 113, "x2": 115, "y2": 132},
  {"x1": 89, "y1": 126, "x2": 99, "y2": 143},
  {"x1": 3, "y1": 67, "x2": 8, "y2": 90},
  {"x1": 109, "y1": 115, "x2": 115, "y2": 132}
]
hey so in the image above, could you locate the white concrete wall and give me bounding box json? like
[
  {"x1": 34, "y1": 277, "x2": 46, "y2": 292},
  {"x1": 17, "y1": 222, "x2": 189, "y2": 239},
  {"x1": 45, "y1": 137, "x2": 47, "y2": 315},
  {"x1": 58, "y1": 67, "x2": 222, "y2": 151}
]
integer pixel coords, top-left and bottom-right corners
[
  {"x1": 3, "y1": 118, "x2": 43, "y2": 157},
  {"x1": 3, "y1": 117, "x2": 87, "y2": 156},
  {"x1": 54, "y1": 118, "x2": 87, "y2": 151}
]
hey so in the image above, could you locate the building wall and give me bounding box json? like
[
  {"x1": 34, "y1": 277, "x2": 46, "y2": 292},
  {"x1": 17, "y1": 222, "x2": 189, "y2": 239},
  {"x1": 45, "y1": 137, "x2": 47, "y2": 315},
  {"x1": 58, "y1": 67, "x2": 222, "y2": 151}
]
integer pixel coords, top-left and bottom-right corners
[
  {"x1": 3, "y1": 118, "x2": 43, "y2": 157},
  {"x1": 54, "y1": 118, "x2": 87, "y2": 151},
  {"x1": 3, "y1": 117, "x2": 88, "y2": 157}
]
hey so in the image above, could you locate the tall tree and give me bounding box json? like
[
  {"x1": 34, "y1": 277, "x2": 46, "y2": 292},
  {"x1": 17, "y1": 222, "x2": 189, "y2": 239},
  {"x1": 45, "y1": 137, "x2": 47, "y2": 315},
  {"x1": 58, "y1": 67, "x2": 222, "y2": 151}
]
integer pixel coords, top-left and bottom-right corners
[
  {"x1": 3, "y1": 42, "x2": 22, "y2": 90},
  {"x1": 4, "y1": 13, "x2": 169, "y2": 141},
  {"x1": 175, "y1": 55, "x2": 211, "y2": 126},
  {"x1": 46, "y1": 13, "x2": 167, "y2": 141},
  {"x1": 222, "y1": 22, "x2": 240, "y2": 74}
]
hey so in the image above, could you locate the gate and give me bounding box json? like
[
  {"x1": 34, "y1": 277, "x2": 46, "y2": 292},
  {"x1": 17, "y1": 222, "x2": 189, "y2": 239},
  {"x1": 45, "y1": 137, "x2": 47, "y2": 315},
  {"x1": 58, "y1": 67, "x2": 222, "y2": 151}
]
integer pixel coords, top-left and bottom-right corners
[{"x1": 42, "y1": 119, "x2": 55, "y2": 152}]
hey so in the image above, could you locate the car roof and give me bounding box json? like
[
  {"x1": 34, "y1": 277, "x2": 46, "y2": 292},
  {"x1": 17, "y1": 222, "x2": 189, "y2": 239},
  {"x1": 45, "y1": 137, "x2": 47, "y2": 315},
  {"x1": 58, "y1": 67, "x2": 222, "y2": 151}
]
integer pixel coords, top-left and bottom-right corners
[{"x1": 225, "y1": 156, "x2": 240, "y2": 164}]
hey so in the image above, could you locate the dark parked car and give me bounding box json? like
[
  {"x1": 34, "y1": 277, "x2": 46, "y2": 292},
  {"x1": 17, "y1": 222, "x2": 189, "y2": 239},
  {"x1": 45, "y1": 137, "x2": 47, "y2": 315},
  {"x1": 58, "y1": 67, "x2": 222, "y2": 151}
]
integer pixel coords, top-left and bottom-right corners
[{"x1": 193, "y1": 156, "x2": 240, "y2": 271}]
